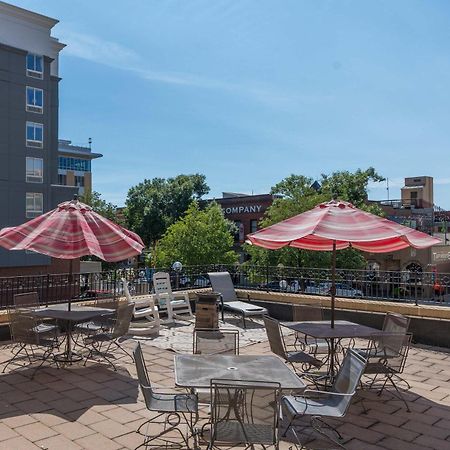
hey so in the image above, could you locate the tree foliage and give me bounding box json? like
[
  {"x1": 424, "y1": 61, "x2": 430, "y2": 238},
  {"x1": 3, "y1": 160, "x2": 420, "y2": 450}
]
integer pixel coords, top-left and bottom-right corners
[
  {"x1": 154, "y1": 201, "x2": 238, "y2": 267},
  {"x1": 79, "y1": 191, "x2": 120, "y2": 223},
  {"x1": 125, "y1": 174, "x2": 209, "y2": 246},
  {"x1": 245, "y1": 168, "x2": 385, "y2": 269}
]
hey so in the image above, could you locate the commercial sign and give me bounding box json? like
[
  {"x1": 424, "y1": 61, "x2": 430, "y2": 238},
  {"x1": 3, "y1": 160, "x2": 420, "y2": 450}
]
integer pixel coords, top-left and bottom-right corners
[
  {"x1": 433, "y1": 251, "x2": 450, "y2": 262},
  {"x1": 222, "y1": 205, "x2": 263, "y2": 215}
]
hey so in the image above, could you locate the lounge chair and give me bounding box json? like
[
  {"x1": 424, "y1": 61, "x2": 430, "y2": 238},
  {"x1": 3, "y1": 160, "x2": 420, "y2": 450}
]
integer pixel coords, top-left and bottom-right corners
[{"x1": 207, "y1": 271, "x2": 268, "y2": 328}]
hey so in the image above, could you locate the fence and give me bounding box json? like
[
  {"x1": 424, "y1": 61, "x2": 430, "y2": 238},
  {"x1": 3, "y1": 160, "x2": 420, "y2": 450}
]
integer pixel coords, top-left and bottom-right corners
[{"x1": 0, "y1": 264, "x2": 449, "y2": 309}]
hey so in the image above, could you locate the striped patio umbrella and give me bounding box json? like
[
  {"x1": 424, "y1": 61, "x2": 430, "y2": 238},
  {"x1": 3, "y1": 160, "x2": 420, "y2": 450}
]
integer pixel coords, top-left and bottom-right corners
[
  {"x1": 0, "y1": 198, "x2": 144, "y2": 307},
  {"x1": 0, "y1": 198, "x2": 144, "y2": 261},
  {"x1": 247, "y1": 200, "x2": 440, "y2": 327}
]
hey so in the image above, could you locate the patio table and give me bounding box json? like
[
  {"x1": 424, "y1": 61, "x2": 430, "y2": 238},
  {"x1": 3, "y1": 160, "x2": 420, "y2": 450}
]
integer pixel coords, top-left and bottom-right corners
[
  {"x1": 32, "y1": 303, "x2": 114, "y2": 364},
  {"x1": 174, "y1": 354, "x2": 305, "y2": 390},
  {"x1": 281, "y1": 320, "x2": 383, "y2": 380}
]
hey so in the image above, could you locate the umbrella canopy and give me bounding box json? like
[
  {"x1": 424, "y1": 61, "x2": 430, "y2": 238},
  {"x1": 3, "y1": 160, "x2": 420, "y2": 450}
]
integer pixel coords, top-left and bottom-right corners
[
  {"x1": 247, "y1": 200, "x2": 440, "y2": 252},
  {"x1": 0, "y1": 199, "x2": 144, "y2": 262},
  {"x1": 247, "y1": 200, "x2": 440, "y2": 330}
]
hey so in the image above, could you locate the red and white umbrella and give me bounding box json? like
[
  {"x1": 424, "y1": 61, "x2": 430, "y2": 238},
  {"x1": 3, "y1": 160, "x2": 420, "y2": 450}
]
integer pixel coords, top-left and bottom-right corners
[
  {"x1": 247, "y1": 200, "x2": 440, "y2": 326},
  {"x1": 0, "y1": 199, "x2": 144, "y2": 262}
]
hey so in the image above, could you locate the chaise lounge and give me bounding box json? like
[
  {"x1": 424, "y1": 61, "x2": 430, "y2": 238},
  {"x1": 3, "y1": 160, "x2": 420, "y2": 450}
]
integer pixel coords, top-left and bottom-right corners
[{"x1": 207, "y1": 271, "x2": 268, "y2": 328}]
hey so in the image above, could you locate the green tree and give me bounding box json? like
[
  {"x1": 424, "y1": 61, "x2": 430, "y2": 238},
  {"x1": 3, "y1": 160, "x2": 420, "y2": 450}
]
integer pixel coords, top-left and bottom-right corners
[
  {"x1": 79, "y1": 191, "x2": 120, "y2": 223},
  {"x1": 125, "y1": 174, "x2": 209, "y2": 246},
  {"x1": 245, "y1": 168, "x2": 385, "y2": 269},
  {"x1": 154, "y1": 201, "x2": 238, "y2": 267}
]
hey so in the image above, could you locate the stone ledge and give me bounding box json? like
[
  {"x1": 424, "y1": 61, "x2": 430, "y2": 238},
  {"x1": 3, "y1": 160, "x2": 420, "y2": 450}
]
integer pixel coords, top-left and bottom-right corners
[{"x1": 235, "y1": 289, "x2": 450, "y2": 321}]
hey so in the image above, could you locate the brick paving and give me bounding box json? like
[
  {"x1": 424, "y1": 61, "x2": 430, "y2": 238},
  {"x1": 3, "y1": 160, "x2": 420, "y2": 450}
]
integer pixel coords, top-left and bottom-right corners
[{"x1": 0, "y1": 332, "x2": 449, "y2": 449}]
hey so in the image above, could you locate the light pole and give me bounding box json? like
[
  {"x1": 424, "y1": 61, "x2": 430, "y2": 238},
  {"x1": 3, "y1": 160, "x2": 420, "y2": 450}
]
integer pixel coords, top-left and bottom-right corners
[{"x1": 172, "y1": 261, "x2": 183, "y2": 290}]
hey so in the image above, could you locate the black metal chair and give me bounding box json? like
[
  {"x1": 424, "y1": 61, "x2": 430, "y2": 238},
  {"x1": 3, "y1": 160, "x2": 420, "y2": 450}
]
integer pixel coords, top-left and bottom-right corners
[
  {"x1": 292, "y1": 304, "x2": 329, "y2": 356},
  {"x1": 208, "y1": 379, "x2": 281, "y2": 450},
  {"x1": 83, "y1": 302, "x2": 135, "y2": 370},
  {"x1": 2, "y1": 309, "x2": 59, "y2": 377},
  {"x1": 133, "y1": 342, "x2": 198, "y2": 449},
  {"x1": 281, "y1": 348, "x2": 367, "y2": 449},
  {"x1": 361, "y1": 332, "x2": 413, "y2": 411},
  {"x1": 193, "y1": 329, "x2": 239, "y2": 355},
  {"x1": 263, "y1": 316, "x2": 322, "y2": 373}
]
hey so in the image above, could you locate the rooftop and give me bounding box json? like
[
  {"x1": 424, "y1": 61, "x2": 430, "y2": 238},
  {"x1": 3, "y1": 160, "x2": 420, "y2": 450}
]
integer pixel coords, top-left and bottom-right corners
[{"x1": 0, "y1": 321, "x2": 449, "y2": 449}]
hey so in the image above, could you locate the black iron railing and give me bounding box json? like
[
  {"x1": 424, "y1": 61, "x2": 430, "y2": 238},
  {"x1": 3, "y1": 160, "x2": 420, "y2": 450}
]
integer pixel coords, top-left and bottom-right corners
[{"x1": 0, "y1": 264, "x2": 449, "y2": 309}]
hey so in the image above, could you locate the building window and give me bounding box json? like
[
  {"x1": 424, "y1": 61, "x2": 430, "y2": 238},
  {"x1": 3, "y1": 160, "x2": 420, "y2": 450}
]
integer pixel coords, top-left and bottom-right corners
[
  {"x1": 58, "y1": 156, "x2": 91, "y2": 172},
  {"x1": 58, "y1": 174, "x2": 67, "y2": 185},
  {"x1": 26, "y1": 87, "x2": 43, "y2": 113},
  {"x1": 26, "y1": 122, "x2": 43, "y2": 148},
  {"x1": 75, "y1": 175, "x2": 85, "y2": 187},
  {"x1": 26, "y1": 193, "x2": 43, "y2": 218},
  {"x1": 26, "y1": 157, "x2": 43, "y2": 183},
  {"x1": 26, "y1": 54, "x2": 43, "y2": 78},
  {"x1": 250, "y1": 219, "x2": 258, "y2": 233}
]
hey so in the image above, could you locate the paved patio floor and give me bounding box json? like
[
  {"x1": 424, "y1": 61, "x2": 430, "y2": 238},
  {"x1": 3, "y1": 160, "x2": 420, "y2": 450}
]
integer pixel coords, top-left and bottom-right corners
[{"x1": 0, "y1": 327, "x2": 450, "y2": 449}]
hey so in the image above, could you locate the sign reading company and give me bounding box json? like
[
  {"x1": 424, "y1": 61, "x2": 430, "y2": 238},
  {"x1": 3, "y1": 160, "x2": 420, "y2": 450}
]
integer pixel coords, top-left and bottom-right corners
[{"x1": 222, "y1": 205, "x2": 263, "y2": 215}]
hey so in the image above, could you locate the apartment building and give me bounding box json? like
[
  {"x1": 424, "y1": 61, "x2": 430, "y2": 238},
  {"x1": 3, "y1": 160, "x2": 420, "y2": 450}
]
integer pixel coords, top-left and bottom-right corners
[
  {"x1": 58, "y1": 139, "x2": 102, "y2": 196},
  {"x1": 0, "y1": 2, "x2": 78, "y2": 273}
]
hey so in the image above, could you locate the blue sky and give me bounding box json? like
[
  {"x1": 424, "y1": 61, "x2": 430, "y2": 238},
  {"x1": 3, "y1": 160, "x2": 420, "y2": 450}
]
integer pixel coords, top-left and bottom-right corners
[{"x1": 13, "y1": 0, "x2": 450, "y2": 207}]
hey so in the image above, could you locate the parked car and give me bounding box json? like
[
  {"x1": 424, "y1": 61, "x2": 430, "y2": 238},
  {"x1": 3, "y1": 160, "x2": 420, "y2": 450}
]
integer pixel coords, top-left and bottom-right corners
[
  {"x1": 259, "y1": 280, "x2": 289, "y2": 291},
  {"x1": 305, "y1": 282, "x2": 363, "y2": 298},
  {"x1": 193, "y1": 276, "x2": 211, "y2": 287}
]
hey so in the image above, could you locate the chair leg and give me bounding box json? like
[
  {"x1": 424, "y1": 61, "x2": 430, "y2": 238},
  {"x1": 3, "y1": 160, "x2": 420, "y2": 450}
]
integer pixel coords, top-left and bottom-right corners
[
  {"x1": 1, "y1": 343, "x2": 27, "y2": 373},
  {"x1": 113, "y1": 339, "x2": 134, "y2": 362},
  {"x1": 311, "y1": 416, "x2": 345, "y2": 449}
]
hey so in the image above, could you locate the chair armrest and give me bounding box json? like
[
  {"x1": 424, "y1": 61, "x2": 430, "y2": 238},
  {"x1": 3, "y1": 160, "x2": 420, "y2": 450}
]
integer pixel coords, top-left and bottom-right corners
[
  {"x1": 173, "y1": 292, "x2": 189, "y2": 301},
  {"x1": 301, "y1": 389, "x2": 355, "y2": 398}
]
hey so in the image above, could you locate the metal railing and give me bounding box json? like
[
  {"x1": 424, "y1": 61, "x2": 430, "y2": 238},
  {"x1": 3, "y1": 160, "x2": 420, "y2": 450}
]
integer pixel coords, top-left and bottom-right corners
[{"x1": 0, "y1": 264, "x2": 449, "y2": 309}]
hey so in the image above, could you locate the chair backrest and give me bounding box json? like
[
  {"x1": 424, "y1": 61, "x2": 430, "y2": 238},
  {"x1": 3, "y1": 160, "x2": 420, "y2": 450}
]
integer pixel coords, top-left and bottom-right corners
[
  {"x1": 133, "y1": 342, "x2": 151, "y2": 388},
  {"x1": 332, "y1": 348, "x2": 367, "y2": 416},
  {"x1": 193, "y1": 329, "x2": 239, "y2": 355},
  {"x1": 152, "y1": 272, "x2": 173, "y2": 306},
  {"x1": 121, "y1": 278, "x2": 133, "y2": 303},
  {"x1": 383, "y1": 312, "x2": 410, "y2": 334},
  {"x1": 14, "y1": 292, "x2": 39, "y2": 308},
  {"x1": 292, "y1": 304, "x2": 323, "y2": 322},
  {"x1": 8, "y1": 309, "x2": 39, "y2": 345},
  {"x1": 368, "y1": 332, "x2": 412, "y2": 375},
  {"x1": 263, "y1": 316, "x2": 287, "y2": 360},
  {"x1": 210, "y1": 379, "x2": 281, "y2": 446},
  {"x1": 207, "y1": 272, "x2": 238, "y2": 303},
  {"x1": 111, "y1": 302, "x2": 135, "y2": 338}
]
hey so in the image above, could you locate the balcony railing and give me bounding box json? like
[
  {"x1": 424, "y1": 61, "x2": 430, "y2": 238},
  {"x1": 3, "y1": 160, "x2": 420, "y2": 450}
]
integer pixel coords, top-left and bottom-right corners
[{"x1": 0, "y1": 264, "x2": 449, "y2": 309}]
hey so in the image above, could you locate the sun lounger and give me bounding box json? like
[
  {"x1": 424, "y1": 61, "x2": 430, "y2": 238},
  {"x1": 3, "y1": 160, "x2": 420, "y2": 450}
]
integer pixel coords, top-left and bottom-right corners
[{"x1": 207, "y1": 271, "x2": 268, "y2": 328}]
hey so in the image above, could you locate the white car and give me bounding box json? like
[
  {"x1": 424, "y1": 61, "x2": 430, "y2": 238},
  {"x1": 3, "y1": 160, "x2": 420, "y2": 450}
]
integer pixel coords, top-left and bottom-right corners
[{"x1": 305, "y1": 282, "x2": 363, "y2": 298}]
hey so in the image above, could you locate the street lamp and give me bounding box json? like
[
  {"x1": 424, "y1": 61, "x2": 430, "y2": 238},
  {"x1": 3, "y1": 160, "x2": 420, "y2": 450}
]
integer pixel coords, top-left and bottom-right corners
[{"x1": 172, "y1": 261, "x2": 183, "y2": 289}]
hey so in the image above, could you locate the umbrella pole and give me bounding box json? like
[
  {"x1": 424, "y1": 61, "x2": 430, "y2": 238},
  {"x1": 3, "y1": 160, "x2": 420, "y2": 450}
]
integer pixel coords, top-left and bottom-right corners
[
  {"x1": 331, "y1": 241, "x2": 336, "y2": 328},
  {"x1": 330, "y1": 241, "x2": 337, "y2": 381},
  {"x1": 68, "y1": 259, "x2": 73, "y2": 312}
]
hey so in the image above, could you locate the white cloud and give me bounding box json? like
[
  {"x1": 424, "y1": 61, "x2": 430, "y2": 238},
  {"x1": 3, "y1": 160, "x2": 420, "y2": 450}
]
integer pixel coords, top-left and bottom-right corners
[{"x1": 58, "y1": 29, "x2": 330, "y2": 110}]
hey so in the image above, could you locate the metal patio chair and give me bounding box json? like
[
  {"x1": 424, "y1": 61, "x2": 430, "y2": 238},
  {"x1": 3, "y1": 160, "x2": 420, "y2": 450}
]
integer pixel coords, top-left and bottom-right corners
[
  {"x1": 193, "y1": 329, "x2": 239, "y2": 355},
  {"x1": 281, "y1": 348, "x2": 367, "y2": 449},
  {"x1": 2, "y1": 308, "x2": 59, "y2": 377},
  {"x1": 208, "y1": 271, "x2": 268, "y2": 328},
  {"x1": 193, "y1": 329, "x2": 240, "y2": 404},
  {"x1": 83, "y1": 302, "x2": 135, "y2": 370},
  {"x1": 361, "y1": 332, "x2": 413, "y2": 411},
  {"x1": 133, "y1": 342, "x2": 198, "y2": 449},
  {"x1": 263, "y1": 316, "x2": 322, "y2": 373},
  {"x1": 208, "y1": 379, "x2": 281, "y2": 450},
  {"x1": 292, "y1": 304, "x2": 329, "y2": 356},
  {"x1": 13, "y1": 292, "x2": 59, "y2": 335}
]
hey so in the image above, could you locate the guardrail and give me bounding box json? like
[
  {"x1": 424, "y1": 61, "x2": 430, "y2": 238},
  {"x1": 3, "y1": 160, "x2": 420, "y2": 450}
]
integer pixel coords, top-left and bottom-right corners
[{"x1": 0, "y1": 264, "x2": 449, "y2": 309}]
